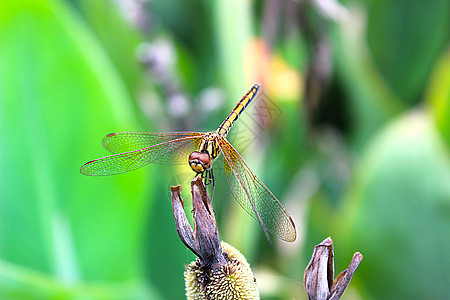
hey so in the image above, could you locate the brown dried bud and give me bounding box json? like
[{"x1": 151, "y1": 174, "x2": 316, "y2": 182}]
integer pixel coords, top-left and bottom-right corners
[
  {"x1": 304, "y1": 237, "x2": 363, "y2": 300},
  {"x1": 171, "y1": 176, "x2": 224, "y2": 266},
  {"x1": 171, "y1": 176, "x2": 259, "y2": 299}
]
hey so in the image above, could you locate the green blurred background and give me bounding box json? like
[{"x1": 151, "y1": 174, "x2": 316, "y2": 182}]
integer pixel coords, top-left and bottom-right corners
[{"x1": 0, "y1": 0, "x2": 448, "y2": 299}]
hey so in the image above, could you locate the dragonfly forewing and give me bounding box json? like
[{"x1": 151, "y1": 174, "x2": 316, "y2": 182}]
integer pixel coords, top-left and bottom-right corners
[
  {"x1": 81, "y1": 135, "x2": 203, "y2": 176},
  {"x1": 217, "y1": 137, "x2": 296, "y2": 242},
  {"x1": 103, "y1": 131, "x2": 203, "y2": 154}
]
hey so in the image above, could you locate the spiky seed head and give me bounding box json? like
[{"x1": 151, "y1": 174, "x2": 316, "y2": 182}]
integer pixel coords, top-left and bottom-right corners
[{"x1": 185, "y1": 241, "x2": 259, "y2": 300}]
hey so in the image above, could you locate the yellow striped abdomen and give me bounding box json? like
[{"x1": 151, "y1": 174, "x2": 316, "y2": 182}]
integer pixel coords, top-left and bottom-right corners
[{"x1": 216, "y1": 84, "x2": 260, "y2": 137}]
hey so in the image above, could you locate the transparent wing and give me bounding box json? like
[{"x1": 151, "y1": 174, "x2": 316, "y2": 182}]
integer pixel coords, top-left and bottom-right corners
[
  {"x1": 217, "y1": 137, "x2": 296, "y2": 242},
  {"x1": 102, "y1": 131, "x2": 204, "y2": 153},
  {"x1": 81, "y1": 135, "x2": 203, "y2": 176}
]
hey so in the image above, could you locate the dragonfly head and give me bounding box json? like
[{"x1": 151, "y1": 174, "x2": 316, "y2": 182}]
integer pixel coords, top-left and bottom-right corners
[{"x1": 189, "y1": 151, "x2": 212, "y2": 174}]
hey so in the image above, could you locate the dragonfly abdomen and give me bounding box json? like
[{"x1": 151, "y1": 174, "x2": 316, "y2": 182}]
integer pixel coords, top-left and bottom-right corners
[{"x1": 216, "y1": 84, "x2": 260, "y2": 137}]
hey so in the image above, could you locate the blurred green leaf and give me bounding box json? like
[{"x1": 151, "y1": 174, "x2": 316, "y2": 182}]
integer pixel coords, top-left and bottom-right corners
[
  {"x1": 364, "y1": 0, "x2": 449, "y2": 102},
  {"x1": 0, "y1": 0, "x2": 156, "y2": 295},
  {"x1": 76, "y1": 0, "x2": 146, "y2": 106},
  {"x1": 336, "y1": 110, "x2": 449, "y2": 299},
  {"x1": 425, "y1": 48, "x2": 450, "y2": 147},
  {"x1": 213, "y1": 0, "x2": 252, "y2": 96},
  {"x1": 0, "y1": 259, "x2": 161, "y2": 300}
]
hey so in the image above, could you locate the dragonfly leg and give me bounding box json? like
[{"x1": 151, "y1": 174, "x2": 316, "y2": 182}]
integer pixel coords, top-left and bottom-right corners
[
  {"x1": 210, "y1": 168, "x2": 215, "y2": 200},
  {"x1": 200, "y1": 169, "x2": 215, "y2": 199},
  {"x1": 201, "y1": 169, "x2": 213, "y2": 185}
]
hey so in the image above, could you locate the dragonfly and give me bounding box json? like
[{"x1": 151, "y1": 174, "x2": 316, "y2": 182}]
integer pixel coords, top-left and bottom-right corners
[{"x1": 80, "y1": 84, "x2": 296, "y2": 242}]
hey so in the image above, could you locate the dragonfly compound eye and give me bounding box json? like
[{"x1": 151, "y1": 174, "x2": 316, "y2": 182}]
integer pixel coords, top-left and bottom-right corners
[
  {"x1": 188, "y1": 151, "x2": 200, "y2": 163},
  {"x1": 188, "y1": 151, "x2": 212, "y2": 173},
  {"x1": 198, "y1": 152, "x2": 212, "y2": 169}
]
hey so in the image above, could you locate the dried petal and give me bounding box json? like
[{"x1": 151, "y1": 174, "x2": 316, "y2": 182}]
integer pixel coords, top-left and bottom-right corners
[
  {"x1": 304, "y1": 237, "x2": 334, "y2": 300},
  {"x1": 328, "y1": 252, "x2": 363, "y2": 300},
  {"x1": 171, "y1": 185, "x2": 199, "y2": 257},
  {"x1": 304, "y1": 237, "x2": 363, "y2": 300},
  {"x1": 191, "y1": 176, "x2": 223, "y2": 266}
]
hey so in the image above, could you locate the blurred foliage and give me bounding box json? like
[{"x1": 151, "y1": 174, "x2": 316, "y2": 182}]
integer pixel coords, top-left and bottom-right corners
[
  {"x1": 0, "y1": 0, "x2": 157, "y2": 298},
  {"x1": 427, "y1": 49, "x2": 450, "y2": 146},
  {"x1": 364, "y1": 0, "x2": 449, "y2": 103},
  {"x1": 0, "y1": 0, "x2": 448, "y2": 299},
  {"x1": 335, "y1": 110, "x2": 449, "y2": 299}
]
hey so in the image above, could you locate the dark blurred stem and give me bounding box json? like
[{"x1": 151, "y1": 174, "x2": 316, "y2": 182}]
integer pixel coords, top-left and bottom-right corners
[{"x1": 262, "y1": 0, "x2": 281, "y2": 51}]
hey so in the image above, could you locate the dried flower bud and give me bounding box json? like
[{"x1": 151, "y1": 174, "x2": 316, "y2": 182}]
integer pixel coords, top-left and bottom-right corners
[
  {"x1": 304, "y1": 237, "x2": 363, "y2": 300},
  {"x1": 171, "y1": 176, "x2": 224, "y2": 266},
  {"x1": 171, "y1": 176, "x2": 259, "y2": 299},
  {"x1": 185, "y1": 241, "x2": 259, "y2": 300}
]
